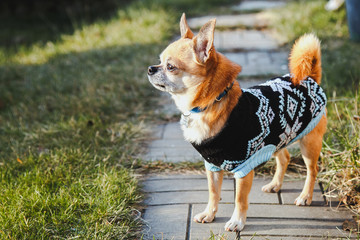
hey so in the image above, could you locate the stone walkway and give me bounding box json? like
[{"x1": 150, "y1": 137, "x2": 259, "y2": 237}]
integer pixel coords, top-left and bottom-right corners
[
  {"x1": 142, "y1": 174, "x2": 352, "y2": 240},
  {"x1": 142, "y1": 1, "x2": 356, "y2": 239}
]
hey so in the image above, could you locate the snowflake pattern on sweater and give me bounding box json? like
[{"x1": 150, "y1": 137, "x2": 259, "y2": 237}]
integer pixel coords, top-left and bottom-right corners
[{"x1": 191, "y1": 75, "x2": 327, "y2": 178}]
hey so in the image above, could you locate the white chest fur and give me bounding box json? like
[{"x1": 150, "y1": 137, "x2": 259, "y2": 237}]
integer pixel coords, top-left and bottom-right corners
[
  {"x1": 170, "y1": 85, "x2": 210, "y2": 144},
  {"x1": 180, "y1": 112, "x2": 210, "y2": 144}
]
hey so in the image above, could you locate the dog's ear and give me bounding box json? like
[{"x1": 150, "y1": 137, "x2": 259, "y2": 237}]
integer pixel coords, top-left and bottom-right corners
[
  {"x1": 193, "y1": 18, "x2": 216, "y2": 64},
  {"x1": 180, "y1": 13, "x2": 194, "y2": 39}
]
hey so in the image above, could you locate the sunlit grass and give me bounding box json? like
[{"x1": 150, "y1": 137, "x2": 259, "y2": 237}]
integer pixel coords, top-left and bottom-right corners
[{"x1": 7, "y1": 6, "x2": 174, "y2": 65}]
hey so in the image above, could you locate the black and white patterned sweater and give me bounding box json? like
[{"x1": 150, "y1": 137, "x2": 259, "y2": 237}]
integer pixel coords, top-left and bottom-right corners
[{"x1": 191, "y1": 75, "x2": 327, "y2": 178}]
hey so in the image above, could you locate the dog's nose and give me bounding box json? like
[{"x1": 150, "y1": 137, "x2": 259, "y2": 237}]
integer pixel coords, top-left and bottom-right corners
[{"x1": 148, "y1": 66, "x2": 158, "y2": 75}]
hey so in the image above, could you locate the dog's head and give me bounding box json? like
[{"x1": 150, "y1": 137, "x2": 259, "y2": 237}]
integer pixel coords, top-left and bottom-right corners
[
  {"x1": 147, "y1": 13, "x2": 219, "y2": 94},
  {"x1": 147, "y1": 13, "x2": 242, "y2": 113}
]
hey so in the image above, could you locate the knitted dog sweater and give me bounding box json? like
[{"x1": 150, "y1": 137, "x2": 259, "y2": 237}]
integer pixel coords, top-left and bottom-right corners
[{"x1": 191, "y1": 75, "x2": 327, "y2": 178}]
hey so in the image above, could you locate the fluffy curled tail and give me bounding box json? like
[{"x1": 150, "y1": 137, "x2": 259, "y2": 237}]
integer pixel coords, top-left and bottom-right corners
[{"x1": 289, "y1": 33, "x2": 322, "y2": 85}]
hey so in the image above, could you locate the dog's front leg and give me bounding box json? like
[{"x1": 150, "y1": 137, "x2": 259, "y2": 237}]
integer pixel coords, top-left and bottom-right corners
[
  {"x1": 194, "y1": 169, "x2": 223, "y2": 223},
  {"x1": 225, "y1": 170, "x2": 254, "y2": 232}
]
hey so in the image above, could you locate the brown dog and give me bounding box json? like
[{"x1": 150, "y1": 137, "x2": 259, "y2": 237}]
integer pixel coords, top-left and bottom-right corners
[{"x1": 147, "y1": 13, "x2": 327, "y2": 231}]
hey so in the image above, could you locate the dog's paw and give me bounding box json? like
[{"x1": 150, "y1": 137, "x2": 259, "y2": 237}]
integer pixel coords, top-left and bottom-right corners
[
  {"x1": 193, "y1": 211, "x2": 215, "y2": 223},
  {"x1": 294, "y1": 193, "x2": 312, "y2": 206},
  {"x1": 224, "y1": 218, "x2": 245, "y2": 232},
  {"x1": 261, "y1": 181, "x2": 281, "y2": 193}
]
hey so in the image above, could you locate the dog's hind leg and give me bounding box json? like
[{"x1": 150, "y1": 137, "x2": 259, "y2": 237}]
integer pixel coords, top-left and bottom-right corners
[
  {"x1": 262, "y1": 148, "x2": 290, "y2": 193},
  {"x1": 225, "y1": 170, "x2": 254, "y2": 231},
  {"x1": 194, "y1": 169, "x2": 223, "y2": 223},
  {"x1": 295, "y1": 115, "x2": 327, "y2": 206}
]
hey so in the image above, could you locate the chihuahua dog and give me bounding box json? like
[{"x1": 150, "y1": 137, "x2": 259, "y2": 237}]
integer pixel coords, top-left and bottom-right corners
[{"x1": 147, "y1": 13, "x2": 327, "y2": 232}]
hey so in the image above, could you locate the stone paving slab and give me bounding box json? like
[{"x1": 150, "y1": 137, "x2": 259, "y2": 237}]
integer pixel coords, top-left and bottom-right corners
[
  {"x1": 144, "y1": 149, "x2": 201, "y2": 162},
  {"x1": 187, "y1": 13, "x2": 269, "y2": 29},
  {"x1": 148, "y1": 124, "x2": 165, "y2": 140},
  {"x1": 144, "y1": 190, "x2": 234, "y2": 206},
  {"x1": 249, "y1": 178, "x2": 280, "y2": 204},
  {"x1": 142, "y1": 204, "x2": 188, "y2": 240},
  {"x1": 191, "y1": 204, "x2": 355, "y2": 239},
  {"x1": 145, "y1": 154, "x2": 201, "y2": 162},
  {"x1": 144, "y1": 177, "x2": 281, "y2": 205},
  {"x1": 149, "y1": 139, "x2": 195, "y2": 149},
  {"x1": 214, "y1": 29, "x2": 280, "y2": 51},
  {"x1": 174, "y1": 29, "x2": 280, "y2": 51},
  {"x1": 144, "y1": 122, "x2": 203, "y2": 162},
  {"x1": 163, "y1": 122, "x2": 183, "y2": 139},
  {"x1": 142, "y1": 178, "x2": 235, "y2": 192},
  {"x1": 145, "y1": 174, "x2": 209, "y2": 180},
  {"x1": 247, "y1": 204, "x2": 352, "y2": 220},
  {"x1": 224, "y1": 51, "x2": 288, "y2": 77},
  {"x1": 232, "y1": 1, "x2": 286, "y2": 12}
]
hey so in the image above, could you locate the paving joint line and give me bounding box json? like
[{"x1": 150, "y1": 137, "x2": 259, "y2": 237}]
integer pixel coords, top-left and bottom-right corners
[
  {"x1": 146, "y1": 202, "x2": 288, "y2": 207},
  {"x1": 318, "y1": 181, "x2": 328, "y2": 204},
  {"x1": 215, "y1": 26, "x2": 268, "y2": 31},
  {"x1": 277, "y1": 190, "x2": 283, "y2": 204},
  {"x1": 224, "y1": 49, "x2": 288, "y2": 53},
  {"x1": 239, "y1": 233, "x2": 356, "y2": 239},
  {"x1": 144, "y1": 177, "x2": 208, "y2": 181},
  {"x1": 144, "y1": 176, "x2": 236, "y2": 181},
  {"x1": 159, "y1": 124, "x2": 166, "y2": 139},
  {"x1": 185, "y1": 204, "x2": 192, "y2": 240},
  {"x1": 245, "y1": 216, "x2": 349, "y2": 222},
  {"x1": 144, "y1": 189, "x2": 233, "y2": 193},
  {"x1": 220, "y1": 48, "x2": 283, "y2": 53}
]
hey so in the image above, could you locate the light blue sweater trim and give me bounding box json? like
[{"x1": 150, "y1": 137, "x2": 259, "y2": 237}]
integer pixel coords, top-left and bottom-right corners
[
  {"x1": 204, "y1": 161, "x2": 222, "y2": 172},
  {"x1": 231, "y1": 145, "x2": 276, "y2": 178}
]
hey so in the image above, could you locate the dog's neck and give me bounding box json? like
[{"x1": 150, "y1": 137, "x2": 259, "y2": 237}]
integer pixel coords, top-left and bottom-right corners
[
  {"x1": 171, "y1": 52, "x2": 242, "y2": 143},
  {"x1": 171, "y1": 85, "x2": 199, "y2": 114}
]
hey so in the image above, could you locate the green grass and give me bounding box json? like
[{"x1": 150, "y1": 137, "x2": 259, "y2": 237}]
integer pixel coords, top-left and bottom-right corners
[
  {"x1": 0, "y1": 0, "x2": 241, "y2": 238},
  {"x1": 269, "y1": 0, "x2": 348, "y2": 42},
  {"x1": 267, "y1": 0, "x2": 360, "y2": 217},
  {"x1": 0, "y1": 1, "x2": 174, "y2": 239},
  {"x1": 321, "y1": 95, "x2": 360, "y2": 215}
]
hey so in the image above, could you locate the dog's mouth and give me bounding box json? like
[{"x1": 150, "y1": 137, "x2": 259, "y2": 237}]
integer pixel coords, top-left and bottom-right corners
[
  {"x1": 151, "y1": 82, "x2": 168, "y2": 92},
  {"x1": 156, "y1": 84, "x2": 166, "y2": 89}
]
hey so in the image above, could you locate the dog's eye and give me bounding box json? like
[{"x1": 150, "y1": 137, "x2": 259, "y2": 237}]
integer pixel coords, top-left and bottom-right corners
[{"x1": 167, "y1": 63, "x2": 176, "y2": 71}]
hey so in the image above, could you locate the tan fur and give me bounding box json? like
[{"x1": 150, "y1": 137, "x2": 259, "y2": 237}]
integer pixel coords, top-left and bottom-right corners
[
  {"x1": 289, "y1": 33, "x2": 322, "y2": 85},
  {"x1": 194, "y1": 170, "x2": 223, "y2": 223},
  {"x1": 147, "y1": 14, "x2": 327, "y2": 232},
  {"x1": 295, "y1": 114, "x2": 327, "y2": 205},
  {"x1": 180, "y1": 13, "x2": 194, "y2": 39},
  {"x1": 226, "y1": 170, "x2": 254, "y2": 231},
  {"x1": 262, "y1": 148, "x2": 290, "y2": 193},
  {"x1": 194, "y1": 52, "x2": 242, "y2": 138}
]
